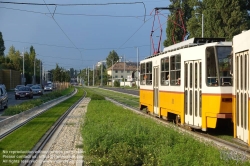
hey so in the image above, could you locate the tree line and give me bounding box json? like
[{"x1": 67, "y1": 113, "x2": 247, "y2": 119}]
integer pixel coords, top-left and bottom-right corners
[
  {"x1": 0, "y1": 32, "x2": 72, "y2": 84},
  {"x1": 164, "y1": 0, "x2": 250, "y2": 46}
]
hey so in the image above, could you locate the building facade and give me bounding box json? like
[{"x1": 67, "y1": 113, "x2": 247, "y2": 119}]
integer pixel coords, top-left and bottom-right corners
[{"x1": 107, "y1": 62, "x2": 139, "y2": 85}]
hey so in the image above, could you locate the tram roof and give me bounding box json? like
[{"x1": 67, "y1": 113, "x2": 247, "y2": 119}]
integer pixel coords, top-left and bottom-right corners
[{"x1": 145, "y1": 37, "x2": 226, "y2": 59}]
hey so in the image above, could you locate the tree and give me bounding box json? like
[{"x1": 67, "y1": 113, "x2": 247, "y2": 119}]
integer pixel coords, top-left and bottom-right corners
[
  {"x1": 106, "y1": 50, "x2": 119, "y2": 68},
  {"x1": 186, "y1": 0, "x2": 249, "y2": 40},
  {"x1": 6, "y1": 46, "x2": 22, "y2": 71},
  {"x1": 26, "y1": 46, "x2": 36, "y2": 83},
  {"x1": 0, "y1": 32, "x2": 5, "y2": 56},
  {"x1": 163, "y1": 0, "x2": 192, "y2": 47},
  {"x1": 164, "y1": 0, "x2": 250, "y2": 45},
  {"x1": 206, "y1": 0, "x2": 247, "y2": 40},
  {"x1": 53, "y1": 64, "x2": 62, "y2": 82}
]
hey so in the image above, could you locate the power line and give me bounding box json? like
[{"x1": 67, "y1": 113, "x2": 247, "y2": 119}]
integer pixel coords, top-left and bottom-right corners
[
  {"x1": 5, "y1": 39, "x2": 152, "y2": 50},
  {"x1": 0, "y1": 6, "x2": 155, "y2": 18},
  {"x1": 43, "y1": 0, "x2": 83, "y2": 61},
  {"x1": 0, "y1": 1, "x2": 146, "y2": 22},
  {"x1": 0, "y1": 1, "x2": 144, "y2": 6},
  {"x1": 116, "y1": 15, "x2": 154, "y2": 51},
  {"x1": 0, "y1": 6, "x2": 171, "y2": 20},
  {"x1": 37, "y1": 54, "x2": 95, "y2": 61},
  {"x1": 5, "y1": 39, "x2": 75, "y2": 49}
]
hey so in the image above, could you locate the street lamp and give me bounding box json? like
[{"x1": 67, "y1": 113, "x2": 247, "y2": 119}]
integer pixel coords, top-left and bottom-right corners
[
  {"x1": 88, "y1": 67, "x2": 89, "y2": 86},
  {"x1": 40, "y1": 61, "x2": 42, "y2": 85},
  {"x1": 123, "y1": 55, "x2": 125, "y2": 88},
  {"x1": 34, "y1": 59, "x2": 36, "y2": 84},
  {"x1": 21, "y1": 47, "x2": 28, "y2": 85},
  {"x1": 93, "y1": 65, "x2": 95, "y2": 86},
  {"x1": 22, "y1": 51, "x2": 24, "y2": 85},
  {"x1": 195, "y1": 13, "x2": 204, "y2": 38},
  {"x1": 101, "y1": 63, "x2": 103, "y2": 86},
  {"x1": 136, "y1": 47, "x2": 139, "y2": 89},
  {"x1": 112, "y1": 60, "x2": 113, "y2": 87}
]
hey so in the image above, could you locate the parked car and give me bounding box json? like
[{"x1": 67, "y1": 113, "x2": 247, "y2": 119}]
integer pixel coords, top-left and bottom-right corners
[
  {"x1": 31, "y1": 85, "x2": 43, "y2": 95},
  {"x1": 0, "y1": 84, "x2": 6, "y2": 90},
  {"x1": 0, "y1": 84, "x2": 8, "y2": 109},
  {"x1": 26, "y1": 84, "x2": 34, "y2": 88},
  {"x1": 15, "y1": 86, "x2": 33, "y2": 100},
  {"x1": 44, "y1": 85, "x2": 53, "y2": 91},
  {"x1": 15, "y1": 85, "x2": 25, "y2": 92}
]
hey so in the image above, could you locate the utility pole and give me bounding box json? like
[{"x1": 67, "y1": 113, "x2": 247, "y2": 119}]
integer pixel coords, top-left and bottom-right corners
[
  {"x1": 195, "y1": 13, "x2": 204, "y2": 38},
  {"x1": 22, "y1": 49, "x2": 25, "y2": 85},
  {"x1": 137, "y1": 47, "x2": 139, "y2": 89},
  {"x1": 112, "y1": 60, "x2": 113, "y2": 87},
  {"x1": 40, "y1": 61, "x2": 42, "y2": 85},
  {"x1": 124, "y1": 55, "x2": 125, "y2": 88},
  {"x1": 88, "y1": 67, "x2": 89, "y2": 86},
  {"x1": 101, "y1": 63, "x2": 103, "y2": 86},
  {"x1": 202, "y1": 14, "x2": 204, "y2": 38},
  {"x1": 93, "y1": 65, "x2": 94, "y2": 86},
  {"x1": 43, "y1": 66, "x2": 45, "y2": 84},
  {"x1": 33, "y1": 59, "x2": 36, "y2": 84}
]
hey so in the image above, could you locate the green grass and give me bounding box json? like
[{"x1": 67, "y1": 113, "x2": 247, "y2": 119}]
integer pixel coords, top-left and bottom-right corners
[
  {"x1": 3, "y1": 87, "x2": 75, "y2": 116},
  {"x1": 86, "y1": 87, "x2": 139, "y2": 108},
  {"x1": 0, "y1": 87, "x2": 84, "y2": 166},
  {"x1": 82, "y1": 90, "x2": 250, "y2": 166}
]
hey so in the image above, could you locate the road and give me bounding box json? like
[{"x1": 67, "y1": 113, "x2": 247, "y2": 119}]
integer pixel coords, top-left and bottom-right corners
[
  {"x1": 0, "y1": 87, "x2": 138, "y2": 116},
  {"x1": 0, "y1": 91, "x2": 51, "y2": 116}
]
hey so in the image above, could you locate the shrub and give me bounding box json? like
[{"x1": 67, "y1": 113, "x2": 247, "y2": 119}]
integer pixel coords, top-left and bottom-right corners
[
  {"x1": 90, "y1": 94, "x2": 105, "y2": 100},
  {"x1": 114, "y1": 80, "x2": 120, "y2": 87}
]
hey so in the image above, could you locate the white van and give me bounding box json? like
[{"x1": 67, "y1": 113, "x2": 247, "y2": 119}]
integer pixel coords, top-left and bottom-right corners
[{"x1": 0, "y1": 84, "x2": 8, "y2": 109}]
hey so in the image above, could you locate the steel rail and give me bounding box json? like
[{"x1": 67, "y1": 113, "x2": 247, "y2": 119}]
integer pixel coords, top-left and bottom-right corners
[{"x1": 0, "y1": 89, "x2": 77, "y2": 140}]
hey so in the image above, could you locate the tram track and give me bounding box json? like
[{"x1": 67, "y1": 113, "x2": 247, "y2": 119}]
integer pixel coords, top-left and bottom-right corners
[
  {"x1": 20, "y1": 89, "x2": 87, "y2": 166},
  {"x1": 0, "y1": 89, "x2": 77, "y2": 140},
  {"x1": 0, "y1": 88, "x2": 87, "y2": 166}
]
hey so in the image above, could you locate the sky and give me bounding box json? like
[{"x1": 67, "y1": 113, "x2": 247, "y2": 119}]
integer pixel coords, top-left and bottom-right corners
[{"x1": 0, "y1": 0, "x2": 170, "y2": 71}]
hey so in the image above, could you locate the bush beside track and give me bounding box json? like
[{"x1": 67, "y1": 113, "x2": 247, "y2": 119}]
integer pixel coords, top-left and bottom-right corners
[
  {"x1": 82, "y1": 88, "x2": 250, "y2": 166},
  {"x1": 0, "y1": 87, "x2": 84, "y2": 166},
  {"x1": 3, "y1": 87, "x2": 74, "y2": 116}
]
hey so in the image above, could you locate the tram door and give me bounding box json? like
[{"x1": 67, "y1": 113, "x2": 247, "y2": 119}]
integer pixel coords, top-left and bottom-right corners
[
  {"x1": 153, "y1": 66, "x2": 159, "y2": 115},
  {"x1": 236, "y1": 51, "x2": 249, "y2": 143},
  {"x1": 184, "y1": 60, "x2": 202, "y2": 127}
]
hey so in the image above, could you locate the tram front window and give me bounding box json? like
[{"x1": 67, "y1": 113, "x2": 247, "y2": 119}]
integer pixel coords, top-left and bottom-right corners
[
  {"x1": 216, "y1": 46, "x2": 232, "y2": 86},
  {"x1": 206, "y1": 47, "x2": 218, "y2": 86},
  {"x1": 206, "y1": 46, "x2": 232, "y2": 86}
]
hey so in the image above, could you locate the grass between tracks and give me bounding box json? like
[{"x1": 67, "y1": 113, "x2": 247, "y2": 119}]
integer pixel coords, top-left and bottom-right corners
[
  {"x1": 89, "y1": 87, "x2": 139, "y2": 108},
  {"x1": 0, "y1": 87, "x2": 84, "y2": 166},
  {"x1": 3, "y1": 87, "x2": 74, "y2": 116},
  {"x1": 82, "y1": 88, "x2": 250, "y2": 166}
]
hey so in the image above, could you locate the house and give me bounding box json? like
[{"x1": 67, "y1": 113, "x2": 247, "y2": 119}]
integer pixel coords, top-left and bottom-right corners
[{"x1": 106, "y1": 62, "x2": 140, "y2": 86}]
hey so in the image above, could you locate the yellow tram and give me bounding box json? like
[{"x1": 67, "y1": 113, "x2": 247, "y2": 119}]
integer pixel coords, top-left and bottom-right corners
[
  {"x1": 140, "y1": 38, "x2": 233, "y2": 131},
  {"x1": 232, "y1": 30, "x2": 250, "y2": 145}
]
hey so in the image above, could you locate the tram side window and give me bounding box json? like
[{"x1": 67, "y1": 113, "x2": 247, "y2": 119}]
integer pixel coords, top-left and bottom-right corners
[
  {"x1": 206, "y1": 47, "x2": 219, "y2": 86},
  {"x1": 140, "y1": 63, "x2": 146, "y2": 85},
  {"x1": 161, "y1": 57, "x2": 169, "y2": 86},
  {"x1": 145, "y1": 62, "x2": 153, "y2": 85},
  {"x1": 170, "y1": 54, "x2": 181, "y2": 86}
]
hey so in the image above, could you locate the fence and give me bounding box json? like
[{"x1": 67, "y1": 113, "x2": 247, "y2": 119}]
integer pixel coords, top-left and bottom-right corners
[{"x1": 0, "y1": 69, "x2": 21, "y2": 90}]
